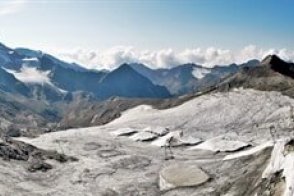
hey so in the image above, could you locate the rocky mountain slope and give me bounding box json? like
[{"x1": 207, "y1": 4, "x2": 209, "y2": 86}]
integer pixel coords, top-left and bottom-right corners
[
  {"x1": 0, "y1": 92, "x2": 60, "y2": 137},
  {"x1": 218, "y1": 54, "x2": 294, "y2": 97}
]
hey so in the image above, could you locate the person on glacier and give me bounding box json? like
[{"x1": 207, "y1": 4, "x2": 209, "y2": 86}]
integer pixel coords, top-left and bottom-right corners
[
  {"x1": 269, "y1": 125, "x2": 277, "y2": 143},
  {"x1": 164, "y1": 130, "x2": 184, "y2": 160}
]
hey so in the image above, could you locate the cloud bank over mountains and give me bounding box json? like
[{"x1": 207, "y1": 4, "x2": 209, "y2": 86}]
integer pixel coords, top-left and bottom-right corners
[{"x1": 54, "y1": 45, "x2": 294, "y2": 70}]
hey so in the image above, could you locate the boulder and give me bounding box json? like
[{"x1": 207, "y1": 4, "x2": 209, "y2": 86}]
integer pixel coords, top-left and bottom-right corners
[
  {"x1": 0, "y1": 138, "x2": 77, "y2": 172},
  {"x1": 159, "y1": 163, "x2": 210, "y2": 191}
]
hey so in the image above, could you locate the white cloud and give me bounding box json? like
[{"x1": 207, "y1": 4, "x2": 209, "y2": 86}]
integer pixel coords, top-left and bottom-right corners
[
  {"x1": 192, "y1": 67, "x2": 211, "y2": 79},
  {"x1": 0, "y1": 0, "x2": 27, "y2": 16},
  {"x1": 4, "y1": 66, "x2": 51, "y2": 84},
  {"x1": 4, "y1": 65, "x2": 68, "y2": 93},
  {"x1": 52, "y1": 45, "x2": 294, "y2": 71}
]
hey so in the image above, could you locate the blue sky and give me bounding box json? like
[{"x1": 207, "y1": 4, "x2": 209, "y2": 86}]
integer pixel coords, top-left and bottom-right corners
[
  {"x1": 0, "y1": 0, "x2": 294, "y2": 69},
  {"x1": 0, "y1": 0, "x2": 293, "y2": 51}
]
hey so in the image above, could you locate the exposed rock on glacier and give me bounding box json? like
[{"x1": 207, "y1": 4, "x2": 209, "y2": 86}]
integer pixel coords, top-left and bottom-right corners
[{"x1": 0, "y1": 138, "x2": 77, "y2": 172}]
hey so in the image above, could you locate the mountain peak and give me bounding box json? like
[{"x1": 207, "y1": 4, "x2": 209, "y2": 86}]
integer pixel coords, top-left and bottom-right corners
[
  {"x1": 98, "y1": 63, "x2": 171, "y2": 99},
  {"x1": 259, "y1": 54, "x2": 294, "y2": 78},
  {"x1": 116, "y1": 63, "x2": 133, "y2": 70},
  {"x1": 113, "y1": 63, "x2": 147, "y2": 75},
  {"x1": 261, "y1": 54, "x2": 283, "y2": 66}
]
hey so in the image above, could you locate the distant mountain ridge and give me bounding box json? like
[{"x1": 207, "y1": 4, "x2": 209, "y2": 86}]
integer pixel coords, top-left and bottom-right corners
[
  {"x1": 0, "y1": 42, "x2": 171, "y2": 102},
  {"x1": 0, "y1": 42, "x2": 261, "y2": 102},
  {"x1": 129, "y1": 60, "x2": 259, "y2": 95}
]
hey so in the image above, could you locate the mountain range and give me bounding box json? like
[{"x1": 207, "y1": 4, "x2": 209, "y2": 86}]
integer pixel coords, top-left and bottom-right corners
[
  {"x1": 129, "y1": 60, "x2": 258, "y2": 95},
  {"x1": 1, "y1": 42, "x2": 294, "y2": 137},
  {"x1": 0, "y1": 42, "x2": 260, "y2": 102}
]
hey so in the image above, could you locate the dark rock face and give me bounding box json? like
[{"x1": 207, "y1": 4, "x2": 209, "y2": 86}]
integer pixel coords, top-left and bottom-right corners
[
  {"x1": 0, "y1": 138, "x2": 77, "y2": 172},
  {"x1": 261, "y1": 54, "x2": 294, "y2": 78},
  {"x1": 2, "y1": 125, "x2": 21, "y2": 137},
  {"x1": 257, "y1": 170, "x2": 285, "y2": 196}
]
